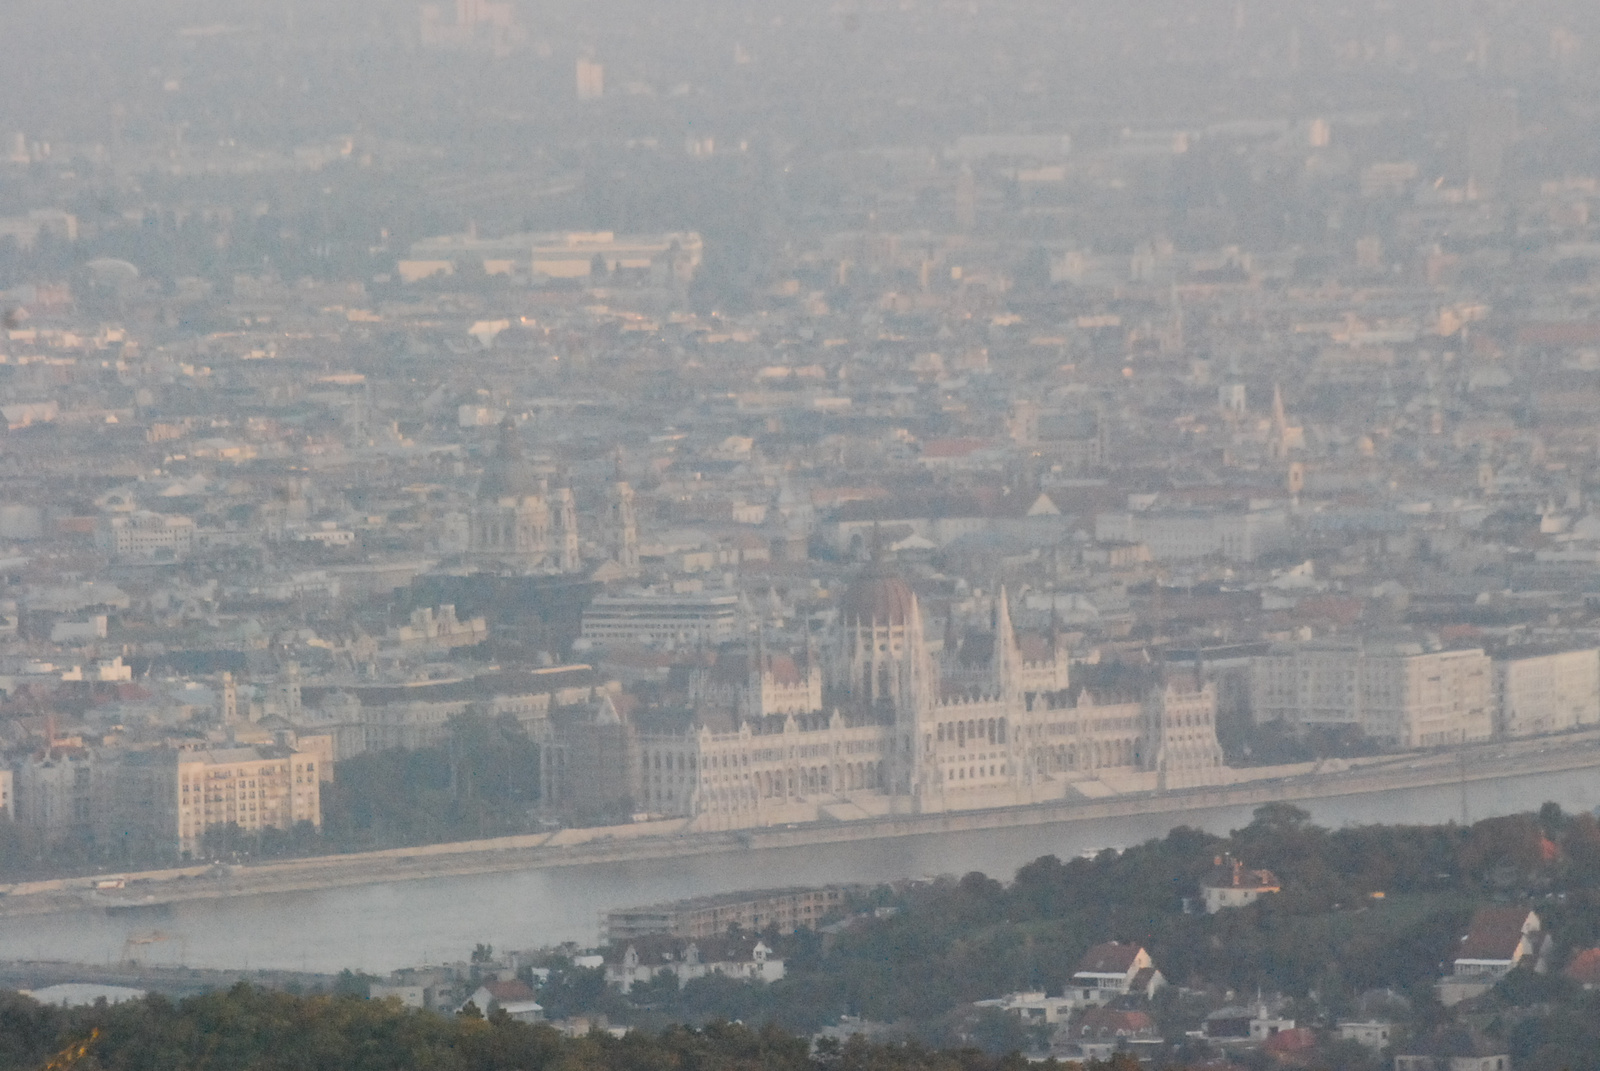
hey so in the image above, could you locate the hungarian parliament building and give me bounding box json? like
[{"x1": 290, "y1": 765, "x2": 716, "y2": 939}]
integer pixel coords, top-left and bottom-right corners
[{"x1": 632, "y1": 564, "x2": 1228, "y2": 831}]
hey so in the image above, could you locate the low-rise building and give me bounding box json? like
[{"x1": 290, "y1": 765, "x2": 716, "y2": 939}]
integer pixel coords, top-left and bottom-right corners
[
  {"x1": 462, "y1": 979, "x2": 543, "y2": 1023},
  {"x1": 603, "y1": 935, "x2": 784, "y2": 993},
  {"x1": 1339, "y1": 1021, "x2": 1398, "y2": 1050},
  {"x1": 1054, "y1": 1007, "x2": 1161, "y2": 1061},
  {"x1": 1438, "y1": 906, "x2": 1544, "y2": 1006},
  {"x1": 1393, "y1": 1026, "x2": 1510, "y2": 1071},
  {"x1": 1199, "y1": 854, "x2": 1282, "y2": 912}
]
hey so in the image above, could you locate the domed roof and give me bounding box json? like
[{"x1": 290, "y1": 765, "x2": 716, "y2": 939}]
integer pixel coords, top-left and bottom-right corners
[
  {"x1": 841, "y1": 570, "x2": 916, "y2": 626},
  {"x1": 478, "y1": 419, "x2": 543, "y2": 500}
]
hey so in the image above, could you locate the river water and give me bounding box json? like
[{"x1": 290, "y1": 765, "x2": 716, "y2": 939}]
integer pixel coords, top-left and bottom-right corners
[{"x1": 1, "y1": 769, "x2": 1596, "y2": 974}]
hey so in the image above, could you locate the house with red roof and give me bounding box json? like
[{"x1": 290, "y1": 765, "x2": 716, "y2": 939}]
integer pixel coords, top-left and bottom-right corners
[
  {"x1": 461, "y1": 978, "x2": 544, "y2": 1023},
  {"x1": 1262, "y1": 1027, "x2": 1318, "y2": 1065},
  {"x1": 1563, "y1": 947, "x2": 1600, "y2": 989},
  {"x1": 1200, "y1": 854, "x2": 1282, "y2": 913},
  {"x1": 1054, "y1": 1007, "x2": 1161, "y2": 1061}
]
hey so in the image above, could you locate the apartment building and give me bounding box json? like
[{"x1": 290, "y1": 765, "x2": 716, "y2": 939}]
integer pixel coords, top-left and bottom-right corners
[
  {"x1": 1251, "y1": 639, "x2": 1493, "y2": 747},
  {"x1": 1493, "y1": 647, "x2": 1600, "y2": 738},
  {"x1": 580, "y1": 591, "x2": 743, "y2": 648},
  {"x1": 603, "y1": 886, "x2": 855, "y2": 942},
  {"x1": 96, "y1": 511, "x2": 197, "y2": 560},
  {"x1": 14, "y1": 748, "x2": 95, "y2": 843},
  {"x1": 15, "y1": 744, "x2": 323, "y2": 859},
  {"x1": 1094, "y1": 508, "x2": 1289, "y2": 562},
  {"x1": 175, "y1": 745, "x2": 322, "y2": 857}
]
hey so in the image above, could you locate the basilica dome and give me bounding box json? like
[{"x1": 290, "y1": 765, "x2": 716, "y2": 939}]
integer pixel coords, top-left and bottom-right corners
[{"x1": 477, "y1": 419, "x2": 543, "y2": 500}]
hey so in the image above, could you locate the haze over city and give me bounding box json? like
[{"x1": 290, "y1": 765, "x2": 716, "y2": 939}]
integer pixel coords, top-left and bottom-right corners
[{"x1": 3, "y1": 2, "x2": 1600, "y2": 1069}]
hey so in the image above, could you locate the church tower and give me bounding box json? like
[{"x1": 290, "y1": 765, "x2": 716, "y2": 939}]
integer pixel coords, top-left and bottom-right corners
[
  {"x1": 608, "y1": 477, "x2": 639, "y2": 575},
  {"x1": 555, "y1": 483, "x2": 581, "y2": 573}
]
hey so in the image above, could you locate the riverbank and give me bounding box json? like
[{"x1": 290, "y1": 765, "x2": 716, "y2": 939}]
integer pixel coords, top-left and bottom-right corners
[{"x1": 4, "y1": 732, "x2": 1596, "y2": 921}]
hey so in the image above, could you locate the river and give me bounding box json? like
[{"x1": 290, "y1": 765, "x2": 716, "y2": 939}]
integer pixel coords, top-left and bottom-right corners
[{"x1": 1, "y1": 767, "x2": 1596, "y2": 974}]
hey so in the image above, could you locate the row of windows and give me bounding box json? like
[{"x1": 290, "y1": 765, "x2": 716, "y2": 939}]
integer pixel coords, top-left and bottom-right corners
[{"x1": 936, "y1": 717, "x2": 1007, "y2": 745}]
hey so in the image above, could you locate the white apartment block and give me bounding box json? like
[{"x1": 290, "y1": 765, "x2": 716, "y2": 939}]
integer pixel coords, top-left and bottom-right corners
[
  {"x1": 1494, "y1": 648, "x2": 1600, "y2": 738},
  {"x1": 96, "y1": 511, "x2": 197, "y2": 559},
  {"x1": 581, "y1": 592, "x2": 743, "y2": 648},
  {"x1": 1252, "y1": 640, "x2": 1493, "y2": 747},
  {"x1": 1094, "y1": 508, "x2": 1288, "y2": 562}
]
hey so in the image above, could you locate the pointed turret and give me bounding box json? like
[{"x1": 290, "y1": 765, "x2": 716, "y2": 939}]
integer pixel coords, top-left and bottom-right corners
[{"x1": 994, "y1": 586, "x2": 1020, "y2": 697}]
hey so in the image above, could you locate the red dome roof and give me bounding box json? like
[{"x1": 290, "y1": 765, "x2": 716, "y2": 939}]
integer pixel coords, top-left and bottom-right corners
[{"x1": 841, "y1": 573, "x2": 916, "y2": 626}]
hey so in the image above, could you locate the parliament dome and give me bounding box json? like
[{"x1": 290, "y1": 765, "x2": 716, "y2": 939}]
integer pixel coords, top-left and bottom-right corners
[{"x1": 841, "y1": 571, "x2": 916, "y2": 627}]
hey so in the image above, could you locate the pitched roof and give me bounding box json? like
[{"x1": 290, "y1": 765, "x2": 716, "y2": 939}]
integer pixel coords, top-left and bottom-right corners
[
  {"x1": 1074, "y1": 1007, "x2": 1155, "y2": 1037},
  {"x1": 1455, "y1": 906, "x2": 1538, "y2": 963},
  {"x1": 1398, "y1": 1026, "x2": 1506, "y2": 1059},
  {"x1": 1075, "y1": 942, "x2": 1143, "y2": 975},
  {"x1": 1262, "y1": 1027, "x2": 1317, "y2": 1056},
  {"x1": 1563, "y1": 947, "x2": 1600, "y2": 985},
  {"x1": 1201, "y1": 855, "x2": 1282, "y2": 892},
  {"x1": 482, "y1": 979, "x2": 538, "y2": 1002}
]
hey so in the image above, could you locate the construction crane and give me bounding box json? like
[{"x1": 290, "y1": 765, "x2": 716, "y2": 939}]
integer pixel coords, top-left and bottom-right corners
[{"x1": 38, "y1": 1029, "x2": 99, "y2": 1071}]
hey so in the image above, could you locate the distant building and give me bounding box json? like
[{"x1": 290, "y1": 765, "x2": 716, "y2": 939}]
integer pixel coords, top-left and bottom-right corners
[
  {"x1": 1199, "y1": 854, "x2": 1281, "y2": 912},
  {"x1": 576, "y1": 58, "x2": 605, "y2": 100},
  {"x1": 467, "y1": 421, "x2": 583, "y2": 575},
  {"x1": 603, "y1": 886, "x2": 854, "y2": 942},
  {"x1": 603, "y1": 935, "x2": 784, "y2": 993},
  {"x1": 580, "y1": 591, "x2": 743, "y2": 648},
  {"x1": 1393, "y1": 1026, "x2": 1510, "y2": 1071},
  {"x1": 1338, "y1": 1020, "x2": 1397, "y2": 1050},
  {"x1": 0, "y1": 767, "x2": 13, "y2": 820},
  {"x1": 402, "y1": 230, "x2": 701, "y2": 284},
  {"x1": 1493, "y1": 647, "x2": 1600, "y2": 738},
  {"x1": 1252, "y1": 638, "x2": 1494, "y2": 748},
  {"x1": 1054, "y1": 1007, "x2": 1161, "y2": 1061},
  {"x1": 96, "y1": 512, "x2": 196, "y2": 560},
  {"x1": 14, "y1": 748, "x2": 95, "y2": 844},
  {"x1": 462, "y1": 979, "x2": 542, "y2": 1023},
  {"x1": 1438, "y1": 907, "x2": 1544, "y2": 1006},
  {"x1": 1094, "y1": 507, "x2": 1289, "y2": 562},
  {"x1": 629, "y1": 570, "x2": 1225, "y2": 831},
  {"x1": 1067, "y1": 942, "x2": 1165, "y2": 1006}
]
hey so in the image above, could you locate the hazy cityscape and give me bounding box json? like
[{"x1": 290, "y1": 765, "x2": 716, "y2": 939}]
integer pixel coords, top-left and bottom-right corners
[{"x1": 3, "y1": 1, "x2": 1600, "y2": 1068}]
